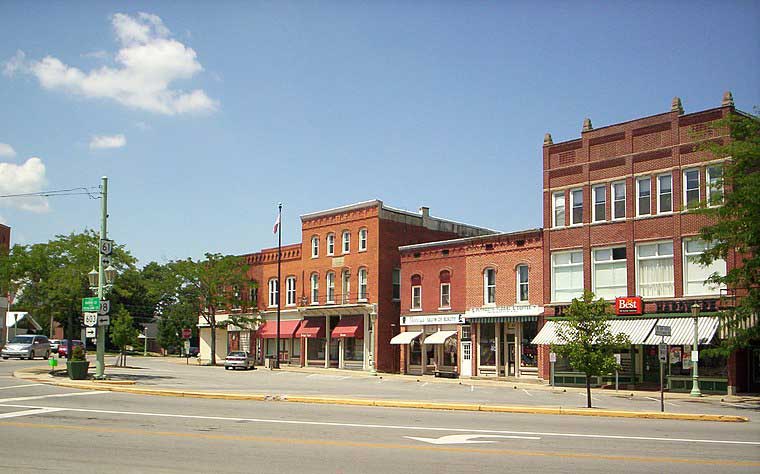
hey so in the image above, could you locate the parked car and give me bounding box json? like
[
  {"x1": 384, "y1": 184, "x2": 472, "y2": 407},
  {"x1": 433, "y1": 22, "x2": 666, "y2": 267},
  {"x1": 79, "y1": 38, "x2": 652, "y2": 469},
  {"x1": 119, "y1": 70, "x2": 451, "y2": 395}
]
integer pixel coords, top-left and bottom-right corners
[
  {"x1": 188, "y1": 346, "x2": 200, "y2": 357},
  {"x1": 224, "y1": 351, "x2": 255, "y2": 370},
  {"x1": 49, "y1": 339, "x2": 63, "y2": 353},
  {"x1": 57, "y1": 340, "x2": 85, "y2": 358},
  {"x1": 1, "y1": 335, "x2": 50, "y2": 360}
]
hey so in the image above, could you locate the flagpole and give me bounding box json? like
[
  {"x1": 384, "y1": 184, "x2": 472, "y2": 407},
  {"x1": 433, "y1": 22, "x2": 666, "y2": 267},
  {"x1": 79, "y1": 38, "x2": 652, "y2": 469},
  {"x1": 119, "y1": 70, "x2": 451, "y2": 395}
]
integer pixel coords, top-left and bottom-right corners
[{"x1": 275, "y1": 202, "x2": 282, "y2": 369}]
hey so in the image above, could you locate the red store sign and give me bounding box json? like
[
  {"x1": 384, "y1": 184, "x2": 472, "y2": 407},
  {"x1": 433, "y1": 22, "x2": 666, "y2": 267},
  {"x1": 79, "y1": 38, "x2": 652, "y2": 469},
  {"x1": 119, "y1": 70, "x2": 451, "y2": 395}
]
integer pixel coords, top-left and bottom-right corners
[{"x1": 615, "y1": 296, "x2": 643, "y2": 315}]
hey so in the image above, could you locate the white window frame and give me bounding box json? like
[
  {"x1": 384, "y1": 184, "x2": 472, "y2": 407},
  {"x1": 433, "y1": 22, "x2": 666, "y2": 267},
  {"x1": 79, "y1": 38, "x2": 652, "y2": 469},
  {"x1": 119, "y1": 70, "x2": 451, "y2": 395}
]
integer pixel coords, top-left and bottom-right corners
[
  {"x1": 311, "y1": 236, "x2": 319, "y2": 258},
  {"x1": 635, "y1": 241, "x2": 674, "y2": 298},
  {"x1": 683, "y1": 168, "x2": 701, "y2": 209},
  {"x1": 439, "y1": 283, "x2": 451, "y2": 309},
  {"x1": 268, "y1": 279, "x2": 279, "y2": 308},
  {"x1": 326, "y1": 233, "x2": 335, "y2": 256},
  {"x1": 358, "y1": 228, "x2": 367, "y2": 252},
  {"x1": 611, "y1": 180, "x2": 626, "y2": 220},
  {"x1": 342, "y1": 270, "x2": 351, "y2": 304},
  {"x1": 707, "y1": 165, "x2": 723, "y2": 207},
  {"x1": 636, "y1": 177, "x2": 651, "y2": 216},
  {"x1": 682, "y1": 239, "x2": 726, "y2": 296},
  {"x1": 411, "y1": 285, "x2": 422, "y2": 311},
  {"x1": 570, "y1": 188, "x2": 583, "y2": 225},
  {"x1": 551, "y1": 250, "x2": 584, "y2": 303},
  {"x1": 552, "y1": 191, "x2": 566, "y2": 228},
  {"x1": 483, "y1": 268, "x2": 496, "y2": 306},
  {"x1": 310, "y1": 273, "x2": 319, "y2": 305},
  {"x1": 516, "y1": 264, "x2": 529, "y2": 303},
  {"x1": 342, "y1": 231, "x2": 350, "y2": 254},
  {"x1": 592, "y1": 185, "x2": 606, "y2": 222},
  {"x1": 591, "y1": 247, "x2": 628, "y2": 301},
  {"x1": 358, "y1": 268, "x2": 368, "y2": 301},
  {"x1": 657, "y1": 173, "x2": 673, "y2": 214},
  {"x1": 285, "y1": 276, "x2": 296, "y2": 306},
  {"x1": 326, "y1": 272, "x2": 335, "y2": 304}
]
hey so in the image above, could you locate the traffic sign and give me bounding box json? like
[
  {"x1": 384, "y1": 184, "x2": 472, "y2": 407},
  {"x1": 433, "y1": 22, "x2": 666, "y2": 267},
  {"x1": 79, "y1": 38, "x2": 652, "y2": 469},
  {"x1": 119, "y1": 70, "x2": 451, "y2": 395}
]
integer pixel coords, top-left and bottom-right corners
[
  {"x1": 83, "y1": 312, "x2": 98, "y2": 327},
  {"x1": 82, "y1": 297, "x2": 100, "y2": 312},
  {"x1": 658, "y1": 343, "x2": 668, "y2": 362},
  {"x1": 655, "y1": 325, "x2": 671, "y2": 337},
  {"x1": 97, "y1": 314, "x2": 110, "y2": 326},
  {"x1": 98, "y1": 300, "x2": 110, "y2": 315},
  {"x1": 101, "y1": 256, "x2": 112, "y2": 267},
  {"x1": 549, "y1": 352, "x2": 557, "y2": 363},
  {"x1": 85, "y1": 327, "x2": 96, "y2": 338},
  {"x1": 184, "y1": 340, "x2": 191, "y2": 352},
  {"x1": 181, "y1": 328, "x2": 192, "y2": 339},
  {"x1": 614, "y1": 353, "x2": 622, "y2": 365},
  {"x1": 100, "y1": 239, "x2": 113, "y2": 256}
]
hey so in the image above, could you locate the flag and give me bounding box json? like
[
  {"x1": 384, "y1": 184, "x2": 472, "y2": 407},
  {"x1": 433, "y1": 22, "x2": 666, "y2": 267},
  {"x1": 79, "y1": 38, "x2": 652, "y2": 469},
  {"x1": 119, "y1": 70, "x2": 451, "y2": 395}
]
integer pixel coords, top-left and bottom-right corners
[{"x1": 273, "y1": 212, "x2": 280, "y2": 234}]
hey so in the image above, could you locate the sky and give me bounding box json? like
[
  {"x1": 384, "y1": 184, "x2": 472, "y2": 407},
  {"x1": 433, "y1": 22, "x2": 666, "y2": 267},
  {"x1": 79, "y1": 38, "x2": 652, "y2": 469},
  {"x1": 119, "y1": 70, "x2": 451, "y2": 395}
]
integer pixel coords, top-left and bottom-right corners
[{"x1": 1, "y1": 1, "x2": 758, "y2": 266}]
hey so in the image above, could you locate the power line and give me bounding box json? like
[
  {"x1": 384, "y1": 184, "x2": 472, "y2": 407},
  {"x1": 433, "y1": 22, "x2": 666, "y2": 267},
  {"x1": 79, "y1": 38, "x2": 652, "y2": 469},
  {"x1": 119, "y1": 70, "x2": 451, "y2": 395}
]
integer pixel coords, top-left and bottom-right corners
[{"x1": 0, "y1": 186, "x2": 101, "y2": 199}]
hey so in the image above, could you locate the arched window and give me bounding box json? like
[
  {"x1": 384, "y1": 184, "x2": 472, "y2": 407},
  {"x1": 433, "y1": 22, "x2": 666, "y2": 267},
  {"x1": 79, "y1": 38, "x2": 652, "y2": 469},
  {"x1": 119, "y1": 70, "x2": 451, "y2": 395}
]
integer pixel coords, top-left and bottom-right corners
[
  {"x1": 268, "y1": 279, "x2": 279, "y2": 308},
  {"x1": 358, "y1": 268, "x2": 368, "y2": 301},
  {"x1": 326, "y1": 272, "x2": 335, "y2": 303},
  {"x1": 358, "y1": 228, "x2": 368, "y2": 251},
  {"x1": 483, "y1": 268, "x2": 496, "y2": 305},
  {"x1": 411, "y1": 274, "x2": 422, "y2": 310},
  {"x1": 439, "y1": 270, "x2": 451, "y2": 309},
  {"x1": 516, "y1": 265, "x2": 529, "y2": 303},
  {"x1": 311, "y1": 235, "x2": 319, "y2": 258},
  {"x1": 326, "y1": 233, "x2": 335, "y2": 255},
  {"x1": 286, "y1": 276, "x2": 297, "y2": 306},
  {"x1": 310, "y1": 273, "x2": 319, "y2": 304},
  {"x1": 342, "y1": 230, "x2": 350, "y2": 254}
]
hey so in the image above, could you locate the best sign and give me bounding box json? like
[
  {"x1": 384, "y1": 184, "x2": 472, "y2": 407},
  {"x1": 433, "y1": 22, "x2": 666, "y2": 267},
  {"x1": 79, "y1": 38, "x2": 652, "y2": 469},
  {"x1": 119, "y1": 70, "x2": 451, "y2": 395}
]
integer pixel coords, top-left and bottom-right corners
[{"x1": 614, "y1": 296, "x2": 643, "y2": 315}]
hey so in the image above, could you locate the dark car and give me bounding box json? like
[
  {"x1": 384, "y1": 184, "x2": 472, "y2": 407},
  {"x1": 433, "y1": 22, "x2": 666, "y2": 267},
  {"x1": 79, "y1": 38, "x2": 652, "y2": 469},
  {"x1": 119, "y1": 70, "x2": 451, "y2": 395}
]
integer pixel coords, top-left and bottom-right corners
[
  {"x1": 188, "y1": 346, "x2": 200, "y2": 357},
  {"x1": 57, "y1": 340, "x2": 85, "y2": 358}
]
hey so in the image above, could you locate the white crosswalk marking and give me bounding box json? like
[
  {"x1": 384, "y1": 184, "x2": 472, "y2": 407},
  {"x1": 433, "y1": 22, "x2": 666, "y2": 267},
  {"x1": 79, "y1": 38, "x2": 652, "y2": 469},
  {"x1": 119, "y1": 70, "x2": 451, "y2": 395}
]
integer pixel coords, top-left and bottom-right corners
[
  {"x1": 0, "y1": 384, "x2": 44, "y2": 391},
  {"x1": 0, "y1": 407, "x2": 64, "y2": 419},
  {"x1": 0, "y1": 391, "x2": 108, "y2": 403}
]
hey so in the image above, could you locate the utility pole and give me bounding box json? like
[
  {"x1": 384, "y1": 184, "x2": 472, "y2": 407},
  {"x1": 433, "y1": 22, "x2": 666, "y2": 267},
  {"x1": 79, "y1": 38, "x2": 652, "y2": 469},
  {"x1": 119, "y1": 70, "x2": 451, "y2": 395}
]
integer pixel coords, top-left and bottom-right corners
[
  {"x1": 275, "y1": 203, "x2": 282, "y2": 369},
  {"x1": 95, "y1": 176, "x2": 108, "y2": 379}
]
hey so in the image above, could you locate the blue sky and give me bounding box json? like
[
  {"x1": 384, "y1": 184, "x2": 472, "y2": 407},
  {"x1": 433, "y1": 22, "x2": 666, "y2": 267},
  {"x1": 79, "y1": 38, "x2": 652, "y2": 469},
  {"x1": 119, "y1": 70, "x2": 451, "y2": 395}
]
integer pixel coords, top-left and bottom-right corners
[{"x1": 1, "y1": 1, "x2": 758, "y2": 265}]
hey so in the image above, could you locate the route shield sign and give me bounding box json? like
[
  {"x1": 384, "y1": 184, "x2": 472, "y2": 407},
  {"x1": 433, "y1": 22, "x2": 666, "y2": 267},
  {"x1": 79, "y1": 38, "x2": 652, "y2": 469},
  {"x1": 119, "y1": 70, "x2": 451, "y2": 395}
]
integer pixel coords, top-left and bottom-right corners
[
  {"x1": 82, "y1": 297, "x2": 100, "y2": 312},
  {"x1": 83, "y1": 312, "x2": 98, "y2": 327},
  {"x1": 100, "y1": 239, "x2": 113, "y2": 255},
  {"x1": 98, "y1": 300, "x2": 110, "y2": 316}
]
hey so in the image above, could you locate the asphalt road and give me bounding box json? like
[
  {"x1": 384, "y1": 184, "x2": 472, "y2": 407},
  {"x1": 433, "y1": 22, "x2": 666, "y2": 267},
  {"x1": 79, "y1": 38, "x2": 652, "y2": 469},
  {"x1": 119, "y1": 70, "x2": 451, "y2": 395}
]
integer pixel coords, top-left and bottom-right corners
[{"x1": 1, "y1": 359, "x2": 759, "y2": 473}]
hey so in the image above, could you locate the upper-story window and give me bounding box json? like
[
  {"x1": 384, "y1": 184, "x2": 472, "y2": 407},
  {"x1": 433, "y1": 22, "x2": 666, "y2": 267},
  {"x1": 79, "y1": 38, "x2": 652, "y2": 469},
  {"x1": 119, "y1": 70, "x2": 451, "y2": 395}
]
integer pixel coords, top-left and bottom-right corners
[
  {"x1": 342, "y1": 269, "x2": 351, "y2": 304},
  {"x1": 658, "y1": 174, "x2": 672, "y2": 213},
  {"x1": 392, "y1": 268, "x2": 400, "y2": 301},
  {"x1": 636, "y1": 241, "x2": 674, "y2": 298},
  {"x1": 358, "y1": 228, "x2": 367, "y2": 251},
  {"x1": 358, "y1": 268, "x2": 368, "y2": 301},
  {"x1": 637, "y1": 177, "x2": 651, "y2": 216},
  {"x1": 326, "y1": 272, "x2": 335, "y2": 304},
  {"x1": 516, "y1": 264, "x2": 529, "y2": 303},
  {"x1": 571, "y1": 188, "x2": 583, "y2": 225},
  {"x1": 285, "y1": 276, "x2": 296, "y2": 306},
  {"x1": 683, "y1": 239, "x2": 726, "y2": 296},
  {"x1": 311, "y1": 236, "x2": 319, "y2": 258},
  {"x1": 249, "y1": 283, "x2": 258, "y2": 308},
  {"x1": 612, "y1": 181, "x2": 626, "y2": 220},
  {"x1": 439, "y1": 270, "x2": 451, "y2": 309},
  {"x1": 411, "y1": 274, "x2": 422, "y2": 310},
  {"x1": 310, "y1": 273, "x2": 319, "y2": 304},
  {"x1": 551, "y1": 250, "x2": 583, "y2": 302},
  {"x1": 326, "y1": 233, "x2": 335, "y2": 255},
  {"x1": 707, "y1": 165, "x2": 723, "y2": 206},
  {"x1": 342, "y1": 231, "x2": 350, "y2": 254},
  {"x1": 483, "y1": 268, "x2": 496, "y2": 305},
  {"x1": 593, "y1": 185, "x2": 606, "y2": 222},
  {"x1": 592, "y1": 247, "x2": 627, "y2": 300},
  {"x1": 268, "y1": 279, "x2": 279, "y2": 308},
  {"x1": 683, "y1": 168, "x2": 700, "y2": 209},
  {"x1": 553, "y1": 192, "x2": 566, "y2": 227}
]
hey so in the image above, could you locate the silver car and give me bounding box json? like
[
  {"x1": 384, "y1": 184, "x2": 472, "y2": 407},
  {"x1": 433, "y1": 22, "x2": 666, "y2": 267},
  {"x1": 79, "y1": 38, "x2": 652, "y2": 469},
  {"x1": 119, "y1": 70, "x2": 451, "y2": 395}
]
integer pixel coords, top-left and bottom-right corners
[
  {"x1": 2, "y1": 335, "x2": 51, "y2": 360},
  {"x1": 224, "y1": 351, "x2": 255, "y2": 370}
]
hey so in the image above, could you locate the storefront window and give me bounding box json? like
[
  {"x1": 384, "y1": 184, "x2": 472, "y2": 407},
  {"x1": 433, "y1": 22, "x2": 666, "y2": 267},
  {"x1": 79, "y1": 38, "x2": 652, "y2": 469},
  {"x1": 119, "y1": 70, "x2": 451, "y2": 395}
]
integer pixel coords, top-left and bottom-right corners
[
  {"x1": 307, "y1": 338, "x2": 326, "y2": 360},
  {"x1": 521, "y1": 321, "x2": 538, "y2": 367},
  {"x1": 425, "y1": 334, "x2": 435, "y2": 366},
  {"x1": 292, "y1": 339, "x2": 301, "y2": 358},
  {"x1": 344, "y1": 338, "x2": 364, "y2": 362},
  {"x1": 442, "y1": 336, "x2": 457, "y2": 367},
  {"x1": 479, "y1": 324, "x2": 496, "y2": 366},
  {"x1": 410, "y1": 339, "x2": 422, "y2": 365}
]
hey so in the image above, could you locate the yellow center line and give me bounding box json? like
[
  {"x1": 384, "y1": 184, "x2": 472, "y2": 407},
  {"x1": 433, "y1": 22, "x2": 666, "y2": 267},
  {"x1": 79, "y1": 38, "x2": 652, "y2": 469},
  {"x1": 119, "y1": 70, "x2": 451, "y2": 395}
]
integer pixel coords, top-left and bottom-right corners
[{"x1": 1, "y1": 420, "x2": 758, "y2": 467}]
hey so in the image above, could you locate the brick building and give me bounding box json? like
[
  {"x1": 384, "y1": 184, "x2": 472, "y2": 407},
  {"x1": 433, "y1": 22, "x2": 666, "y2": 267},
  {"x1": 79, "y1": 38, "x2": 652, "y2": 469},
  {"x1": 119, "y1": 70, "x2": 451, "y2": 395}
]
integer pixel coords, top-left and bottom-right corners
[
  {"x1": 535, "y1": 92, "x2": 756, "y2": 393},
  {"x1": 397, "y1": 229, "x2": 543, "y2": 379}
]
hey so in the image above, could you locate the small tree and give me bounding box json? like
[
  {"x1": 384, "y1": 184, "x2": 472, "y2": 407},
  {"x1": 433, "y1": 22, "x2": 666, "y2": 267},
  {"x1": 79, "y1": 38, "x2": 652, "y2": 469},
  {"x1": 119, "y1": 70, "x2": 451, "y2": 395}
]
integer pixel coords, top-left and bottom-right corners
[
  {"x1": 552, "y1": 290, "x2": 630, "y2": 408},
  {"x1": 110, "y1": 308, "x2": 139, "y2": 367}
]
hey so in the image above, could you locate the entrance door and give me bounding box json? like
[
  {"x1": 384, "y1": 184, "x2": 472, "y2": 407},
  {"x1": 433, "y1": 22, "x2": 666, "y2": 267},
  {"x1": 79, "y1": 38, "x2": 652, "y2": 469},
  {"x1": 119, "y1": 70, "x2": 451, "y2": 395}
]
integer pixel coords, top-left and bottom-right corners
[
  {"x1": 460, "y1": 341, "x2": 472, "y2": 377},
  {"x1": 505, "y1": 331, "x2": 516, "y2": 376}
]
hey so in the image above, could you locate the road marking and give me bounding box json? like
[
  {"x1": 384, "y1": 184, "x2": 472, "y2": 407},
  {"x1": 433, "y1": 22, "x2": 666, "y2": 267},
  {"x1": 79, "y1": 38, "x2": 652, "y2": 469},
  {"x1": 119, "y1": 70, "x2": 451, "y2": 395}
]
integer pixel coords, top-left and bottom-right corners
[
  {"x1": 1, "y1": 403, "x2": 757, "y2": 446},
  {"x1": 0, "y1": 384, "x2": 44, "y2": 391},
  {"x1": 405, "y1": 434, "x2": 541, "y2": 444},
  {"x1": 522, "y1": 389, "x2": 533, "y2": 397},
  {"x1": 470, "y1": 385, "x2": 474, "y2": 392},
  {"x1": 644, "y1": 396, "x2": 679, "y2": 407},
  {"x1": 0, "y1": 421, "x2": 758, "y2": 467},
  {"x1": 0, "y1": 391, "x2": 108, "y2": 403},
  {"x1": 421, "y1": 382, "x2": 428, "y2": 387},
  {"x1": 0, "y1": 407, "x2": 64, "y2": 419}
]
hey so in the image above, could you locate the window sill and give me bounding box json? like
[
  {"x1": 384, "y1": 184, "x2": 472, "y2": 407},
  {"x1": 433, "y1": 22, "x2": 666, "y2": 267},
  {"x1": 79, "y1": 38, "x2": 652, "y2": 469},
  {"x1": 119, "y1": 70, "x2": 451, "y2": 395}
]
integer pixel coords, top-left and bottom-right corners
[
  {"x1": 358, "y1": 249, "x2": 367, "y2": 253},
  {"x1": 438, "y1": 307, "x2": 451, "y2": 311},
  {"x1": 410, "y1": 308, "x2": 422, "y2": 312},
  {"x1": 357, "y1": 298, "x2": 368, "y2": 303}
]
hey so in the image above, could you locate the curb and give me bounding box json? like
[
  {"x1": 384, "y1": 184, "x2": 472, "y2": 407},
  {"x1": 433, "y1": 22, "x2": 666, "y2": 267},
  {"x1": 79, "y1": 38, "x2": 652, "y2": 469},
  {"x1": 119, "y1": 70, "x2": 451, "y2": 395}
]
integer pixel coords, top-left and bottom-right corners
[{"x1": 13, "y1": 368, "x2": 748, "y2": 423}]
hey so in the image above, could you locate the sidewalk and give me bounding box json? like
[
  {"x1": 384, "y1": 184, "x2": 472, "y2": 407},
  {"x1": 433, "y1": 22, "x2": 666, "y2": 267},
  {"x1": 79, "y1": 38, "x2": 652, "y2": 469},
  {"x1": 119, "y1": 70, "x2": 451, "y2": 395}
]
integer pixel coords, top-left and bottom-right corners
[{"x1": 14, "y1": 356, "x2": 757, "y2": 423}]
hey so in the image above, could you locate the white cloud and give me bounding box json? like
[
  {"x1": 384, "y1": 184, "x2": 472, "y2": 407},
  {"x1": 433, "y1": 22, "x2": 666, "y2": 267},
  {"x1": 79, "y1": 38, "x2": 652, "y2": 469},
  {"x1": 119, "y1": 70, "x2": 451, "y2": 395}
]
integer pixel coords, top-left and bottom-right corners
[
  {"x1": 89, "y1": 134, "x2": 126, "y2": 150},
  {"x1": 4, "y1": 12, "x2": 218, "y2": 115},
  {"x1": 0, "y1": 143, "x2": 16, "y2": 158},
  {"x1": 0, "y1": 157, "x2": 49, "y2": 213}
]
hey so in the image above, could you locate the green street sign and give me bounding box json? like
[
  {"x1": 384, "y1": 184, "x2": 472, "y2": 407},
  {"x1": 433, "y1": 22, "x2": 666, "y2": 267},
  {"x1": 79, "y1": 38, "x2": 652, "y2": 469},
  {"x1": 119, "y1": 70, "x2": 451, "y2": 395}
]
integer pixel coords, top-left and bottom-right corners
[{"x1": 82, "y1": 297, "x2": 100, "y2": 312}]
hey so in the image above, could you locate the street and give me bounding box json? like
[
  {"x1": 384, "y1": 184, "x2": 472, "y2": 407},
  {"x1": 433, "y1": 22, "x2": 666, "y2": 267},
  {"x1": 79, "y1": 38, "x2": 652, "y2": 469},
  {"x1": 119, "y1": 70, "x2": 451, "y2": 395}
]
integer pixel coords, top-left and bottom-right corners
[{"x1": 0, "y1": 359, "x2": 758, "y2": 473}]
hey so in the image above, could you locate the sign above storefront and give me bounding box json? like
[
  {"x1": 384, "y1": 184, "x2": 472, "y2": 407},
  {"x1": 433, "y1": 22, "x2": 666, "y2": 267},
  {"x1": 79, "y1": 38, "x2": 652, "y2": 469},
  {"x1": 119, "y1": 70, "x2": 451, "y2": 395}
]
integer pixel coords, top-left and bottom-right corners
[
  {"x1": 400, "y1": 314, "x2": 464, "y2": 326},
  {"x1": 615, "y1": 297, "x2": 643, "y2": 315}
]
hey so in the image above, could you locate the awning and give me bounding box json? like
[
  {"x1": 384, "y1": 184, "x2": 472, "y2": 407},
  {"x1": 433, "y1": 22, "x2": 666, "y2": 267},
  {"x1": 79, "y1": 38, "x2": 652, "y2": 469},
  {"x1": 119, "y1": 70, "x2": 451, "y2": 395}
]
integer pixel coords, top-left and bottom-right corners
[
  {"x1": 295, "y1": 318, "x2": 326, "y2": 339},
  {"x1": 256, "y1": 320, "x2": 301, "y2": 339},
  {"x1": 390, "y1": 331, "x2": 422, "y2": 345},
  {"x1": 531, "y1": 318, "x2": 657, "y2": 345},
  {"x1": 464, "y1": 305, "x2": 543, "y2": 323},
  {"x1": 331, "y1": 316, "x2": 364, "y2": 338},
  {"x1": 531, "y1": 321, "x2": 562, "y2": 345},
  {"x1": 642, "y1": 317, "x2": 719, "y2": 345},
  {"x1": 423, "y1": 330, "x2": 457, "y2": 344}
]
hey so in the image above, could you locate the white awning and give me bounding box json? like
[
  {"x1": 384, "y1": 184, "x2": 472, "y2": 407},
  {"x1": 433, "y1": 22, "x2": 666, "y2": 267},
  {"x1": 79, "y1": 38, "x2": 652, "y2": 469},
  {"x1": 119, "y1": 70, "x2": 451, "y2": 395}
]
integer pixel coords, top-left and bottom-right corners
[
  {"x1": 643, "y1": 317, "x2": 719, "y2": 345},
  {"x1": 423, "y1": 330, "x2": 457, "y2": 345},
  {"x1": 531, "y1": 318, "x2": 657, "y2": 345},
  {"x1": 531, "y1": 321, "x2": 562, "y2": 345},
  {"x1": 390, "y1": 331, "x2": 422, "y2": 345}
]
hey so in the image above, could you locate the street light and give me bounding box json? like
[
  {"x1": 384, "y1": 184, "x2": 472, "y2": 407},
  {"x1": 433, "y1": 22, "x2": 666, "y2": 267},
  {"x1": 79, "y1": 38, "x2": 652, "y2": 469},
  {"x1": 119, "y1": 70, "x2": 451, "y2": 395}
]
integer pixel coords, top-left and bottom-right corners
[
  {"x1": 104, "y1": 265, "x2": 117, "y2": 285},
  {"x1": 690, "y1": 303, "x2": 701, "y2": 397},
  {"x1": 87, "y1": 269, "x2": 98, "y2": 288}
]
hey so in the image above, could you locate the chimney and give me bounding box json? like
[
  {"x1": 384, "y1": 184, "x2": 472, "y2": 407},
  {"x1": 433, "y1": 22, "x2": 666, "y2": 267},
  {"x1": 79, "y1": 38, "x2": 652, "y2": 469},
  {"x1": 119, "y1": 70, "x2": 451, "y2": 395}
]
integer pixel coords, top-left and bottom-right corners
[
  {"x1": 671, "y1": 97, "x2": 684, "y2": 115},
  {"x1": 722, "y1": 91, "x2": 734, "y2": 107},
  {"x1": 419, "y1": 206, "x2": 430, "y2": 218},
  {"x1": 582, "y1": 118, "x2": 593, "y2": 132},
  {"x1": 544, "y1": 133, "x2": 553, "y2": 146}
]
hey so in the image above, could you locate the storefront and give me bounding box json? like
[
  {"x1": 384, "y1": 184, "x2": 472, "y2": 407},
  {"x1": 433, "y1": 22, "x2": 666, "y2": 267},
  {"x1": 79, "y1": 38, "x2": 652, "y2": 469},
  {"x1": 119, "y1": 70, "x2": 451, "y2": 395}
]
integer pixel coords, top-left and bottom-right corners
[
  {"x1": 331, "y1": 315, "x2": 365, "y2": 370},
  {"x1": 392, "y1": 313, "x2": 464, "y2": 377},
  {"x1": 254, "y1": 318, "x2": 302, "y2": 365},
  {"x1": 464, "y1": 305, "x2": 543, "y2": 378},
  {"x1": 296, "y1": 309, "x2": 373, "y2": 370}
]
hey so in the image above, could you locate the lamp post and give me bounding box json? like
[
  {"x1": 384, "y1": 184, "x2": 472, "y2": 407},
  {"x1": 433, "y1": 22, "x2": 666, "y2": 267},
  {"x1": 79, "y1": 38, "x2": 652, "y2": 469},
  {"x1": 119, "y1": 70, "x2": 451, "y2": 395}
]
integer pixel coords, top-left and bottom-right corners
[{"x1": 690, "y1": 303, "x2": 701, "y2": 397}]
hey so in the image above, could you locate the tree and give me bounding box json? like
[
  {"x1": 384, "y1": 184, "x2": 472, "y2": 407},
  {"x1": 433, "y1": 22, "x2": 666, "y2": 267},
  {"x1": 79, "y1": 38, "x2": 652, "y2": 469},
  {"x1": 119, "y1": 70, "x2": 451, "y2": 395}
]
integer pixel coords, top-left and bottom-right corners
[
  {"x1": 110, "y1": 308, "x2": 139, "y2": 367},
  {"x1": 552, "y1": 290, "x2": 630, "y2": 408},
  {"x1": 170, "y1": 253, "x2": 257, "y2": 365},
  {"x1": 697, "y1": 112, "x2": 760, "y2": 353}
]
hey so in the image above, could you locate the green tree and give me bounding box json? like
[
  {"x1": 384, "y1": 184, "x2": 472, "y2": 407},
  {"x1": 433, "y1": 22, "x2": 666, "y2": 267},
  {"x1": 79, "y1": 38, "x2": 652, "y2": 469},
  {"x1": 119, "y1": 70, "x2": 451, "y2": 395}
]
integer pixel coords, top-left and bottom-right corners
[
  {"x1": 552, "y1": 290, "x2": 630, "y2": 408},
  {"x1": 697, "y1": 112, "x2": 760, "y2": 353},
  {"x1": 170, "y1": 253, "x2": 258, "y2": 365},
  {"x1": 110, "y1": 308, "x2": 139, "y2": 367}
]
